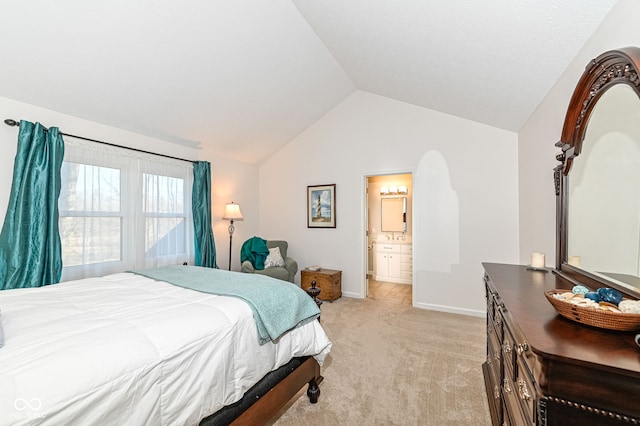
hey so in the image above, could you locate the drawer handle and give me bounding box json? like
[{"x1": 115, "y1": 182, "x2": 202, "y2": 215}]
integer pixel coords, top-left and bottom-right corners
[
  {"x1": 493, "y1": 384, "x2": 500, "y2": 399},
  {"x1": 516, "y1": 343, "x2": 529, "y2": 355},
  {"x1": 517, "y1": 378, "x2": 531, "y2": 401},
  {"x1": 503, "y1": 378, "x2": 512, "y2": 394},
  {"x1": 502, "y1": 341, "x2": 511, "y2": 355}
]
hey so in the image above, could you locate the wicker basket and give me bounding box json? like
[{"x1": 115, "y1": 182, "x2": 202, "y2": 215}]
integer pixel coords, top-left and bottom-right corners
[{"x1": 544, "y1": 290, "x2": 640, "y2": 331}]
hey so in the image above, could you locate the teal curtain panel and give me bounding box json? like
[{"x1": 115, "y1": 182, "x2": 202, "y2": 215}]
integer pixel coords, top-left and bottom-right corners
[
  {"x1": 192, "y1": 161, "x2": 218, "y2": 268},
  {"x1": 0, "y1": 121, "x2": 65, "y2": 290}
]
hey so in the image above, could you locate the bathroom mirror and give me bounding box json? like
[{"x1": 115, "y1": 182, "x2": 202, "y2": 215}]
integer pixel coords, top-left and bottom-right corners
[
  {"x1": 555, "y1": 47, "x2": 640, "y2": 298},
  {"x1": 381, "y1": 197, "x2": 406, "y2": 232}
]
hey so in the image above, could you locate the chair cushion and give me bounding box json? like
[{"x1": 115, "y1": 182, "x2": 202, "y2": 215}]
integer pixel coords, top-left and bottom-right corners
[{"x1": 254, "y1": 266, "x2": 290, "y2": 282}]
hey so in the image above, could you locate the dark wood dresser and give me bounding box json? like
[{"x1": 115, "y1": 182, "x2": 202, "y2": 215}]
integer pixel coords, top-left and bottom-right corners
[{"x1": 483, "y1": 263, "x2": 640, "y2": 425}]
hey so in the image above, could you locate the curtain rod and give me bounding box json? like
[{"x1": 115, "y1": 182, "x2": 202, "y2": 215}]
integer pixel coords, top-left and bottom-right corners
[{"x1": 3, "y1": 119, "x2": 197, "y2": 164}]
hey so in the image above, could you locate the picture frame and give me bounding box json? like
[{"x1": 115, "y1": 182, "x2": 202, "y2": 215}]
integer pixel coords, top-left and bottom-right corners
[{"x1": 307, "y1": 184, "x2": 336, "y2": 228}]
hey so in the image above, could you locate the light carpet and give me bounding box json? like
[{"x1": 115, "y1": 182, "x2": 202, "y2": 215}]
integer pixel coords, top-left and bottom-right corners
[{"x1": 270, "y1": 296, "x2": 491, "y2": 425}]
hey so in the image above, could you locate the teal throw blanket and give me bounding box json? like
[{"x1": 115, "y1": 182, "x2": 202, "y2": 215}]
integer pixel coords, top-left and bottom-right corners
[
  {"x1": 130, "y1": 265, "x2": 320, "y2": 344},
  {"x1": 240, "y1": 237, "x2": 269, "y2": 270}
]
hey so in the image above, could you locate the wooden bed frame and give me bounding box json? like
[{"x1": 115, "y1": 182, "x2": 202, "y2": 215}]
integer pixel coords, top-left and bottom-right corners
[
  {"x1": 231, "y1": 358, "x2": 322, "y2": 425},
  {"x1": 200, "y1": 354, "x2": 323, "y2": 426},
  {"x1": 200, "y1": 284, "x2": 325, "y2": 425}
]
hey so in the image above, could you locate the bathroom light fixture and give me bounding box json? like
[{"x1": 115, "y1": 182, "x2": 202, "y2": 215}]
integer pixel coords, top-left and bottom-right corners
[{"x1": 380, "y1": 185, "x2": 408, "y2": 195}]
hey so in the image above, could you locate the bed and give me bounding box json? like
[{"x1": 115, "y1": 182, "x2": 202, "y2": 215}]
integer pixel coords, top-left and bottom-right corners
[{"x1": 0, "y1": 266, "x2": 332, "y2": 425}]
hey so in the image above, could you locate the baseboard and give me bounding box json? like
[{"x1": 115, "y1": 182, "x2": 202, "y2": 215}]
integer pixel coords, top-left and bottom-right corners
[
  {"x1": 414, "y1": 301, "x2": 486, "y2": 318},
  {"x1": 337, "y1": 293, "x2": 488, "y2": 317}
]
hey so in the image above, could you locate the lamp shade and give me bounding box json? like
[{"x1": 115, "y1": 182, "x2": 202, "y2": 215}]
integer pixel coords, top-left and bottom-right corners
[{"x1": 223, "y1": 202, "x2": 244, "y2": 221}]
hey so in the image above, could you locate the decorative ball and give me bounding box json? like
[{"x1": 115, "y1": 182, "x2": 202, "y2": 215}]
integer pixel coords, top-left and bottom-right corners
[
  {"x1": 597, "y1": 287, "x2": 623, "y2": 306},
  {"x1": 584, "y1": 292, "x2": 601, "y2": 302},
  {"x1": 572, "y1": 285, "x2": 589, "y2": 295}
]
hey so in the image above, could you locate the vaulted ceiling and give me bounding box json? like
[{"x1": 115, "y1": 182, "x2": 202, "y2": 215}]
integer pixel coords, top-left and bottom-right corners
[{"x1": 0, "y1": 1, "x2": 618, "y2": 163}]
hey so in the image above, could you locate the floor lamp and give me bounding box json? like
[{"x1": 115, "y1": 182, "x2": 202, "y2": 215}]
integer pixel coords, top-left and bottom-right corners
[{"x1": 222, "y1": 202, "x2": 244, "y2": 270}]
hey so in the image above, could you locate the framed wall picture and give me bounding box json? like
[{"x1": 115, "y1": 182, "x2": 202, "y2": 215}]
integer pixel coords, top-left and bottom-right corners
[{"x1": 307, "y1": 184, "x2": 336, "y2": 228}]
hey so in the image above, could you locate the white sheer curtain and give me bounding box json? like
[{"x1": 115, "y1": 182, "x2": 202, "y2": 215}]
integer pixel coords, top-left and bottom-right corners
[
  {"x1": 139, "y1": 156, "x2": 193, "y2": 269},
  {"x1": 59, "y1": 138, "x2": 193, "y2": 281}
]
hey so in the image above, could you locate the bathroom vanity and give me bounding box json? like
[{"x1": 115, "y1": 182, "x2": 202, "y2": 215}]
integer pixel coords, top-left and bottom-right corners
[{"x1": 374, "y1": 241, "x2": 412, "y2": 284}]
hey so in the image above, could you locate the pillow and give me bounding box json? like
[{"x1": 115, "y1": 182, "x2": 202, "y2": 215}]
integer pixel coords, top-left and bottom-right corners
[{"x1": 264, "y1": 247, "x2": 285, "y2": 269}]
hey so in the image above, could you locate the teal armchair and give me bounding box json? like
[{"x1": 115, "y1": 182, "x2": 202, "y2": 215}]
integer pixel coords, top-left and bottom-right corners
[{"x1": 241, "y1": 240, "x2": 298, "y2": 283}]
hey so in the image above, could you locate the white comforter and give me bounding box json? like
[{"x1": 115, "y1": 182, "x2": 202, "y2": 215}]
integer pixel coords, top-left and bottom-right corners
[{"x1": 0, "y1": 273, "x2": 332, "y2": 426}]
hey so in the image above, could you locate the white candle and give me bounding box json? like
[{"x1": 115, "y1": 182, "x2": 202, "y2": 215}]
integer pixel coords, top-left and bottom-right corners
[
  {"x1": 568, "y1": 256, "x2": 581, "y2": 267},
  {"x1": 531, "y1": 253, "x2": 545, "y2": 268}
]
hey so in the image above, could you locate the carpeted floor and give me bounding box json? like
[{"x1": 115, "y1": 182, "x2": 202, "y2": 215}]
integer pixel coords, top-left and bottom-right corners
[{"x1": 270, "y1": 283, "x2": 492, "y2": 425}]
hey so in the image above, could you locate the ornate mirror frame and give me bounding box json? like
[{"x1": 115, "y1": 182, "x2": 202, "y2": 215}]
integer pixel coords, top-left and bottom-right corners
[{"x1": 555, "y1": 47, "x2": 640, "y2": 297}]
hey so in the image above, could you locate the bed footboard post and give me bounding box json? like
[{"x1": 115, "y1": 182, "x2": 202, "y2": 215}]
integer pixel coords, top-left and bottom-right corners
[
  {"x1": 307, "y1": 377, "x2": 321, "y2": 403},
  {"x1": 306, "y1": 357, "x2": 323, "y2": 403}
]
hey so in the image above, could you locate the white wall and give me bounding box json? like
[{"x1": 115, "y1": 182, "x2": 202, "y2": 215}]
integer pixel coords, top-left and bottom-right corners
[
  {"x1": 518, "y1": 0, "x2": 640, "y2": 267},
  {"x1": 259, "y1": 90, "x2": 519, "y2": 315},
  {"x1": 0, "y1": 96, "x2": 259, "y2": 272}
]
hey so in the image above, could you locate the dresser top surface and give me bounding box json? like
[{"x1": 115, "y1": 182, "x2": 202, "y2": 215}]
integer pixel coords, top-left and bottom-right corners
[{"x1": 483, "y1": 262, "x2": 640, "y2": 375}]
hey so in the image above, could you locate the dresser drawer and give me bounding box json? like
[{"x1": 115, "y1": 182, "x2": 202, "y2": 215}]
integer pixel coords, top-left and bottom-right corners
[
  {"x1": 400, "y1": 252, "x2": 412, "y2": 282},
  {"x1": 487, "y1": 293, "x2": 502, "y2": 344},
  {"x1": 485, "y1": 339, "x2": 501, "y2": 403},
  {"x1": 501, "y1": 305, "x2": 537, "y2": 425},
  {"x1": 487, "y1": 323, "x2": 501, "y2": 378},
  {"x1": 401, "y1": 244, "x2": 412, "y2": 254},
  {"x1": 376, "y1": 244, "x2": 398, "y2": 253},
  {"x1": 514, "y1": 353, "x2": 536, "y2": 424},
  {"x1": 501, "y1": 315, "x2": 516, "y2": 379},
  {"x1": 501, "y1": 389, "x2": 520, "y2": 426},
  {"x1": 485, "y1": 275, "x2": 501, "y2": 325}
]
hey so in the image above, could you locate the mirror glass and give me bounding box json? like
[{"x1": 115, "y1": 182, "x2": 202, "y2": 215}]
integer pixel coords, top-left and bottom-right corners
[
  {"x1": 567, "y1": 84, "x2": 640, "y2": 291},
  {"x1": 381, "y1": 197, "x2": 406, "y2": 232}
]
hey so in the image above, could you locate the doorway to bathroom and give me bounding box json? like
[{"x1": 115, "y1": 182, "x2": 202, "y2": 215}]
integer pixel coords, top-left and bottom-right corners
[{"x1": 366, "y1": 173, "x2": 413, "y2": 305}]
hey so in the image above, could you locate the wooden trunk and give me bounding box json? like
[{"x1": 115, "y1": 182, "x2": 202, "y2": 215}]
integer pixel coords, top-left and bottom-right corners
[{"x1": 301, "y1": 269, "x2": 342, "y2": 302}]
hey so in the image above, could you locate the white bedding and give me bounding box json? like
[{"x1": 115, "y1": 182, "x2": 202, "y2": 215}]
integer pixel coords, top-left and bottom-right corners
[{"x1": 0, "y1": 273, "x2": 332, "y2": 426}]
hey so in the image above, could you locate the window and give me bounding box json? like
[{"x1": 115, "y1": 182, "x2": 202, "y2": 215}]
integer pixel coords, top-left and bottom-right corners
[
  {"x1": 143, "y1": 173, "x2": 187, "y2": 259},
  {"x1": 58, "y1": 139, "x2": 193, "y2": 281},
  {"x1": 59, "y1": 162, "x2": 122, "y2": 267}
]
